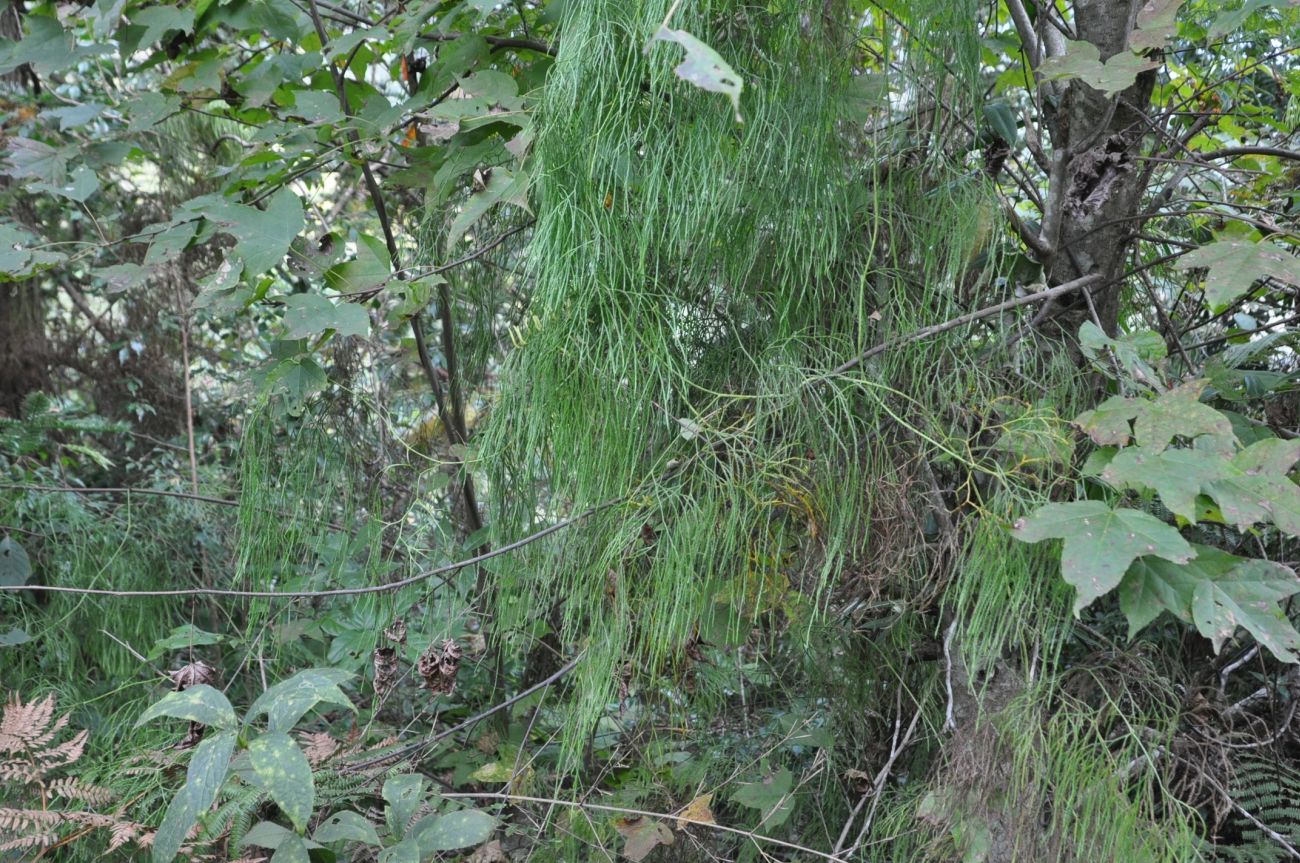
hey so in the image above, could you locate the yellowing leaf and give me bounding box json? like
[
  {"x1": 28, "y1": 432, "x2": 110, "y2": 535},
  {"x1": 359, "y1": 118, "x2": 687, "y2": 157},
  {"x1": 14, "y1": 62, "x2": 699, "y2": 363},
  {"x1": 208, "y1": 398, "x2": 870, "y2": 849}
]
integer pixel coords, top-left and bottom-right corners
[
  {"x1": 675, "y1": 794, "x2": 716, "y2": 829},
  {"x1": 1130, "y1": 0, "x2": 1186, "y2": 50},
  {"x1": 650, "y1": 26, "x2": 744, "y2": 122}
]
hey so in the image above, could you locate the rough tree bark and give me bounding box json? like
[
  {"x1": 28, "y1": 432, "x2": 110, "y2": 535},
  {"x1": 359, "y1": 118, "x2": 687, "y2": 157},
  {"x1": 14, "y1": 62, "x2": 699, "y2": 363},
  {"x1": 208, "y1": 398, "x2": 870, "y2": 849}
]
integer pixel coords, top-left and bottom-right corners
[
  {"x1": 0, "y1": 3, "x2": 49, "y2": 418},
  {"x1": 1028, "y1": 0, "x2": 1158, "y2": 344}
]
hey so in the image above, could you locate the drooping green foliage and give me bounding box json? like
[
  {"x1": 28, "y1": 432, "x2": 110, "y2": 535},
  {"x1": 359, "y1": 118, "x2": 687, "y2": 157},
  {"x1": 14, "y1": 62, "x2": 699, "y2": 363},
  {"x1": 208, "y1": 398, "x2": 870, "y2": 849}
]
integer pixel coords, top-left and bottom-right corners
[{"x1": 478, "y1": 0, "x2": 1024, "y2": 761}]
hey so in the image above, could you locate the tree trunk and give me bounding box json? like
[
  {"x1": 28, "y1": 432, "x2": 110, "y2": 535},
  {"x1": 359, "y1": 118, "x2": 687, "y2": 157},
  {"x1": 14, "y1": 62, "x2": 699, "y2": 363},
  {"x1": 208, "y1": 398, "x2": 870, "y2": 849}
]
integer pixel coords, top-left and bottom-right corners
[
  {"x1": 1037, "y1": 0, "x2": 1156, "y2": 345},
  {"x1": 0, "y1": 3, "x2": 49, "y2": 418}
]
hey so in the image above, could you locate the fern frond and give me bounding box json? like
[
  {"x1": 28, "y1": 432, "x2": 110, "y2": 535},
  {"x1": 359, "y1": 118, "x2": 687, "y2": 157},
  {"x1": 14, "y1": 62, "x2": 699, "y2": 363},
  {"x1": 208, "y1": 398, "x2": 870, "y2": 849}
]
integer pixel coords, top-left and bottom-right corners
[
  {"x1": 0, "y1": 807, "x2": 63, "y2": 832},
  {"x1": 0, "y1": 831, "x2": 56, "y2": 853},
  {"x1": 47, "y1": 776, "x2": 113, "y2": 806},
  {"x1": 0, "y1": 693, "x2": 64, "y2": 754}
]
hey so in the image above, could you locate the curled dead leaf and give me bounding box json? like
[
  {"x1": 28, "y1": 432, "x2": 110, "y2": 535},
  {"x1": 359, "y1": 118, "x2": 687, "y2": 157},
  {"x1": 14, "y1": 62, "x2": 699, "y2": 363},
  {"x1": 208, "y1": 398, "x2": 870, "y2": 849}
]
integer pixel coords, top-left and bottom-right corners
[{"x1": 418, "y1": 638, "x2": 462, "y2": 694}]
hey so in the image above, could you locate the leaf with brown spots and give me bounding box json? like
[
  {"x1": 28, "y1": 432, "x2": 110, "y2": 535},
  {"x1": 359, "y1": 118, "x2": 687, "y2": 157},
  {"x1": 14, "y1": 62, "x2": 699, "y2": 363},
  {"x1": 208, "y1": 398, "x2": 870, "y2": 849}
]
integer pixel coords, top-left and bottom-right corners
[
  {"x1": 1012, "y1": 501, "x2": 1194, "y2": 614},
  {"x1": 613, "y1": 816, "x2": 674, "y2": 862}
]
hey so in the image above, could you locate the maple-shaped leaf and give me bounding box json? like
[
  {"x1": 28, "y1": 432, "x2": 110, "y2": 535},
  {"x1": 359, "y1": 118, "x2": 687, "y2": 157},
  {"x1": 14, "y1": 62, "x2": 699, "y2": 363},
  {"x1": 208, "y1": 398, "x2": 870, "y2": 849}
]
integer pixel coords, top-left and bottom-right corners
[
  {"x1": 1191, "y1": 558, "x2": 1300, "y2": 661},
  {"x1": 1118, "y1": 544, "x2": 1300, "y2": 662},
  {"x1": 1102, "y1": 447, "x2": 1229, "y2": 522},
  {"x1": 1118, "y1": 552, "x2": 1207, "y2": 637},
  {"x1": 613, "y1": 817, "x2": 674, "y2": 862},
  {"x1": 1203, "y1": 438, "x2": 1300, "y2": 536},
  {"x1": 1130, "y1": 0, "x2": 1186, "y2": 50},
  {"x1": 1132, "y1": 380, "x2": 1235, "y2": 454},
  {"x1": 1173, "y1": 239, "x2": 1300, "y2": 310},
  {"x1": 1037, "y1": 40, "x2": 1160, "y2": 95},
  {"x1": 1074, "y1": 395, "x2": 1141, "y2": 445},
  {"x1": 1012, "y1": 501, "x2": 1194, "y2": 613}
]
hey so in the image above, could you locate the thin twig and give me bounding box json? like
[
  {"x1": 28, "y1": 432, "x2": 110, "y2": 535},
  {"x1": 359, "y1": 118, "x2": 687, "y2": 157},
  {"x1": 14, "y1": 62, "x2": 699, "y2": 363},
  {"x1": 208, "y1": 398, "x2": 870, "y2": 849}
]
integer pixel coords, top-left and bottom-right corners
[
  {"x1": 0, "y1": 500, "x2": 617, "y2": 599},
  {"x1": 439, "y1": 791, "x2": 850, "y2": 863},
  {"x1": 346, "y1": 652, "x2": 585, "y2": 769},
  {"x1": 830, "y1": 273, "x2": 1103, "y2": 375}
]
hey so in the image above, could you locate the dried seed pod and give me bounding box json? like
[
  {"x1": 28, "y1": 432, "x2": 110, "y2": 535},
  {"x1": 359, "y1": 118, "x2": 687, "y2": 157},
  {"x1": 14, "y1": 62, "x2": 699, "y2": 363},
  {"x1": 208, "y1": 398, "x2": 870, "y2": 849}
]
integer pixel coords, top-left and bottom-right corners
[
  {"x1": 168, "y1": 660, "x2": 217, "y2": 690},
  {"x1": 418, "y1": 638, "x2": 462, "y2": 695},
  {"x1": 373, "y1": 646, "x2": 399, "y2": 696},
  {"x1": 384, "y1": 618, "x2": 407, "y2": 645}
]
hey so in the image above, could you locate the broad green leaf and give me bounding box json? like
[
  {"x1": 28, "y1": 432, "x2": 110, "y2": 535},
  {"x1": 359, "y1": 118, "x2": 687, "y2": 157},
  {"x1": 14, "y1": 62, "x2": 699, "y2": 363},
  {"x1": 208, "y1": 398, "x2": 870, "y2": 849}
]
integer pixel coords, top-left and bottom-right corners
[
  {"x1": 0, "y1": 628, "x2": 30, "y2": 647},
  {"x1": 1174, "y1": 239, "x2": 1300, "y2": 310},
  {"x1": 732, "y1": 768, "x2": 794, "y2": 829},
  {"x1": 270, "y1": 834, "x2": 310, "y2": 863},
  {"x1": 1192, "y1": 559, "x2": 1300, "y2": 661},
  {"x1": 383, "y1": 773, "x2": 427, "y2": 840},
  {"x1": 0, "y1": 15, "x2": 75, "y2": 77},
  {"x1": 239, "y1": 820, "x2": 298, "y2": 850},
  {"x1": 1118, "y1": 545, "x2": 1234, "y2": 636},
  {"x1": 1037, "y1": 40, "x2": 1159, "y2": 95},
  {"x1": 245, "y1": 668, "x2": 354, "y2": 733},
  {"x1": 459, "y1": 70, "x2": 520, "y2": 107},
  {"x1": 128, "y1": 6, "x2": 195, "y2": 51},
  {"x1": 261, "y1": 356, "x2": 327, "y2": 405},
  {"x1": 444, "y1": 168, "x2": 531, "y2": 254},
  {"x1": 148, "y1": 624, "x2": 224, "y2": 660},
  {"x1": 1204, "y1": 438, "x2": 1300, "y2": 535},
  {"x1": 1132, "y1": 380, "x2": 1235, "y2": 454},
  {"x1": 313, "y1": 811, "x2": 382, "y2": 846},
  {"x1": 390, "y1": 274, "x2": 442, "y2": 322},
  {"x1": 136, "y1": 684, "x2": 236, "y2": 730},
  {"x1": 324, "y1": 234, "x2": 391, "y2": 295},
  {"x1": 289, "y1": 89, "x2": 345, "y2": 125},
  {"x1": 410, "y1": 809, "x2": 498, "y2": 851},
  {"x1": 281, "y1": 294, "x2": 370, "y2": 340},
  {"x1": 152, "y1": 730, "x2": 236, "y2": 863},
  {"x1": 650, "y1": 26, "x2": 744, "y2": 122},
  {"x1": 1012, "y1": 501, "x2": 1194, "y2": 613},
  {"x1": 1079, "y1": 322, "x2": 1164, "y2": 387},
  {"x1": 1208, "y1": 0, "x2": 1295, "y2": 39},
  {"x1": 42, "y1": 103, "x2": 105, "y2": 130},
  {"x1": 983, "y1": 101, "x2": 1018, "y2": 143},
  {"x1": 0, "y1": 536, "x2": 32, "y2": 587},
  {"x1": 248, "y1": 732, "x2": 314, "y2": 832},
  {"x1": 191, "y1": 189, "x2": 304, "y2": 277},
  {"x1": 144, "y1": 221, "x2": 198, "y2": 266},
  {"x1": 1073, "y1": 395, "x2": 1141, "y2": 445},
  {"x1": 1101, "y1": 447, "x2": 1227, "y2": 523},
  {"x1": 95, "y1": 263, "x2": 152, "y2": 295}
]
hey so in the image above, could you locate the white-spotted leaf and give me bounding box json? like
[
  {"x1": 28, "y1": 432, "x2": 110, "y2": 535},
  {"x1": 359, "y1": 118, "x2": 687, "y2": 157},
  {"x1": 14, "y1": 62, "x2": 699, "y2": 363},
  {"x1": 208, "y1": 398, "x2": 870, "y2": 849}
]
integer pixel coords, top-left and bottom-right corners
[
  {"x1": 248, "y1": 731, "x2": 314, "y2": 832},
  {"x1": 136, "y1": 684, "x2": 236, "y2": 730},
  {"x1": 313, "y1": 810, "x2": 382, "y2": 846},
  {"x1": 1012, "y1": 501, "x2": 1195, "y2": 613},
  {"x1": 152, "y1": 730, "x2": 236, "y2": 863},
  {"x1": 411, "y1": 808, "x2": 498, "y2": 851},
  {"x1": 245, "y1": 668, "x2": 354, "y2": 733}
]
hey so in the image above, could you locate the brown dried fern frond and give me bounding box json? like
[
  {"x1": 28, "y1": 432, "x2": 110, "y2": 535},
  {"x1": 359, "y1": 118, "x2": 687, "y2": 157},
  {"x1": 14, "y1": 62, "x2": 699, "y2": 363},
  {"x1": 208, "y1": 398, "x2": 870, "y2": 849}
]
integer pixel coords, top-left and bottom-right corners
[
  {"x1": 47, "y1": 777, "x2": 114, "y2": 807},
  {"x1": 0, "y1": 830, "x2": 57, "y2": 853},
  {"x1": 0, "y1": 692, "x2": 144, "y2": 859},
  {"x1": 0, "y1": 693, "x2": 67, "y2": 755}
]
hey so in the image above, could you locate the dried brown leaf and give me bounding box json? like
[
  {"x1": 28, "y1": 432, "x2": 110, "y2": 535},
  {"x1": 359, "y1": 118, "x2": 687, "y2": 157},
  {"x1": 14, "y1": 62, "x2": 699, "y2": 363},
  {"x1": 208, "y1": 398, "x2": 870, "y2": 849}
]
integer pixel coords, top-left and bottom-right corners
[{"x1": 613, "y1": 816, "x2": 674, "y2": 862}]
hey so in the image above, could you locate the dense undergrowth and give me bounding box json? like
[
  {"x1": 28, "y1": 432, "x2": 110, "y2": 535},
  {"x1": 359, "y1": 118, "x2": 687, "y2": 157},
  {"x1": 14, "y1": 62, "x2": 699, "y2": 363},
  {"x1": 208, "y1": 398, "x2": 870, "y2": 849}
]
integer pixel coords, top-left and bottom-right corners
[{"x1": 4, "y1": 0, "x2": 1300, "y2": 861}]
